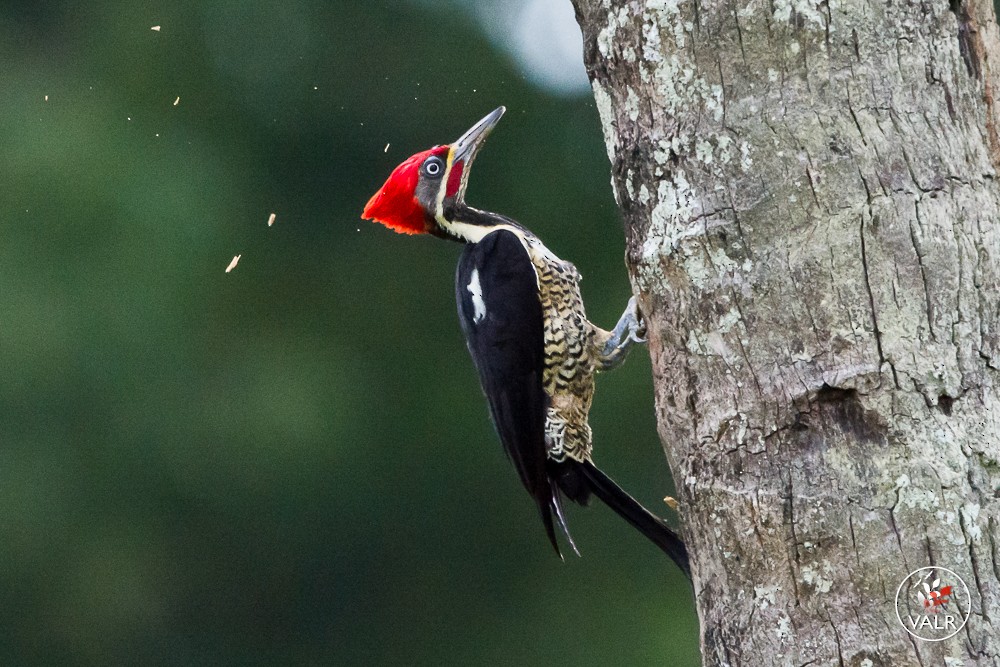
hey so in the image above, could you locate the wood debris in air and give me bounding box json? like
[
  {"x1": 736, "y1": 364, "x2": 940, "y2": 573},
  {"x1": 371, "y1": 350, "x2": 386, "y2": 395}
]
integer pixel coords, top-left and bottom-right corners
[
  {"x1": 267, "y1": 213, "x2": 276, "y2": 227},
  {"x1": 173, "y1": 97, "x2": 180, "y2": 106},
  {"x1": 225, "y1": 255, "x2": 241, "y2": 273},
  {"x1": 151, "y1": 25, "x2": 161, "y2": 31}
]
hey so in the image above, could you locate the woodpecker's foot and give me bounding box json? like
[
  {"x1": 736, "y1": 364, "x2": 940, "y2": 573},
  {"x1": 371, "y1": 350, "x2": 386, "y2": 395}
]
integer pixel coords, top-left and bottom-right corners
[
  {"x1": 598, "y1": 297, "x2": 647, "y2": 369},
  {"x1": 624, "y1": 296, "x2": 647, "y2": 344}
]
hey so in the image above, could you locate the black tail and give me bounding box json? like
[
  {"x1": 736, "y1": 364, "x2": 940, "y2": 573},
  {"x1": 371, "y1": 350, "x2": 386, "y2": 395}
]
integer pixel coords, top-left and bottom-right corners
[{"x1": 578, "y1": 460, "x2": 691, "y2": 579}]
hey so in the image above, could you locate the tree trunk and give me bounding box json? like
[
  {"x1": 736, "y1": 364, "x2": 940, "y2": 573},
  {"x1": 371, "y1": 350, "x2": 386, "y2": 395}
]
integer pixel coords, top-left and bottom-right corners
[{"x1": 572, "y1": 0, "x2": 1000, "y2": 664}]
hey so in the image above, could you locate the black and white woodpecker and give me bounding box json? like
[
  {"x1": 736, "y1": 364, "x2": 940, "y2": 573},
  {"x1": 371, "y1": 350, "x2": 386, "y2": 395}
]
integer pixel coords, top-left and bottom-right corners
[{"x1": 363, "y1": 107, "x2": 689, "y2": 576}]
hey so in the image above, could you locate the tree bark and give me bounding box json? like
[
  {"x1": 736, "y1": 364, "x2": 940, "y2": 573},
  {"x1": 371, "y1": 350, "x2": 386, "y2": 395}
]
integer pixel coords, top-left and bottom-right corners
[{"x1": 572, "y1": 0, "x2": 1000, "y2": 664}]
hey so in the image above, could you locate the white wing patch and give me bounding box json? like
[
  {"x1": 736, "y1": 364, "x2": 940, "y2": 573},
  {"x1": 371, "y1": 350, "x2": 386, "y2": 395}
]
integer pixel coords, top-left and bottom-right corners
[{"x1": 467, "y1": 268, "x2": 486, "y2": 324}]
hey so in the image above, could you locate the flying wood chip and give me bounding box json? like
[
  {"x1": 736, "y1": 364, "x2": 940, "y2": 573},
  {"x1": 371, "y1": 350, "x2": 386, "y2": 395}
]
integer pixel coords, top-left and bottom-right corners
[
  {"x1": 225, "y1": 255, "x2": 241, "y2": 273},
  {"x1": 151, "y1": 25, "x2": 161, "y2": 31},
  {"x1": 267, "y1": 213, "x2": 276, "y2": 227}
]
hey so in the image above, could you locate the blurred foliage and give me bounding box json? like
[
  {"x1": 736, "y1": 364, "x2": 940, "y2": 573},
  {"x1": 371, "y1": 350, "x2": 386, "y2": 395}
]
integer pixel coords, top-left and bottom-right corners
[{"x1": 0, "y1": 1, "x2": 698, "y2": 665}]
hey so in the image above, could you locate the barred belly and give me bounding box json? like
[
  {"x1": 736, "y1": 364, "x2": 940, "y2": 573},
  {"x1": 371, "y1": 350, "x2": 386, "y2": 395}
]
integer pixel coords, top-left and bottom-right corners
[{"x1": 527, "y1": 243, "x2": 597, "y2": 463}]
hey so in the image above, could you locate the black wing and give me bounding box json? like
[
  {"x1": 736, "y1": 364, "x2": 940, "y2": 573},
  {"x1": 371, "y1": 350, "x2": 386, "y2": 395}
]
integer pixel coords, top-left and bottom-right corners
[{"x1": 455, "y1": 230, "x2": 560, "y2": 552}]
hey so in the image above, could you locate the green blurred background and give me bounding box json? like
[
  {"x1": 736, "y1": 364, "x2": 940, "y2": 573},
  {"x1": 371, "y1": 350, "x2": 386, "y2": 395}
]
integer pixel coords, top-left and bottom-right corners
[{"x1": 1, "y1": 1, "x2": 698, "y2": 664}]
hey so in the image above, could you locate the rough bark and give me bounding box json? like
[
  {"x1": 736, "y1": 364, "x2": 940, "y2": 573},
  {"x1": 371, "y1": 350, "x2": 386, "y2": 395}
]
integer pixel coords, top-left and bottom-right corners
[{"x1": 572, "y1": 0, "x2": 1000, "y2": 664}]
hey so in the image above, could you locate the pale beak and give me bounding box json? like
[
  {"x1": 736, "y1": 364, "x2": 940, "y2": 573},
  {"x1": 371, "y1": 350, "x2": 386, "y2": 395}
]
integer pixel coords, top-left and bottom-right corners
[{"x1": 451, "y1": 106, "x2": 506, "y2": 167}]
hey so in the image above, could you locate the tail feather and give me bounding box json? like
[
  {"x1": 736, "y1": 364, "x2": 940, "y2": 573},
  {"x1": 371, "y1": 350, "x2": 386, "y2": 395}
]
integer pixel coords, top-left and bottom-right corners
[
  {"x1": 549, "y1": 489, "x2": 580, "y2": 558},
  {"x1": 578, "y1": 460, "x2": 691, "y2": 579},
  {"x1": 536, "y1": 486, "x2": 580, "y2": 560},
  {"x1": 535, "y1": 483, "x2": 563, "y2": 558}
]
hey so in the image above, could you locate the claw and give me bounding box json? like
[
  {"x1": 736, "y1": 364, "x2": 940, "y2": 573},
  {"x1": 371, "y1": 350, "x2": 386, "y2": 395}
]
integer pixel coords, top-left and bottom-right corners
[
  {"x1": 599, "y1": 295, "x2": 648, "y2": 367},
  {"x1": 626, "y1": 296, "x2": 647, "y2": 344}
]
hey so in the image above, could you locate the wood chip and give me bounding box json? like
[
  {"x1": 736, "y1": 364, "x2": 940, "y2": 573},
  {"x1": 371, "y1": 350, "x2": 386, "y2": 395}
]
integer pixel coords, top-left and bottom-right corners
[
  {"x1": 267, "y1": 212, "x2": 276, "y2": 227},
  {"x1": 44, "y1": 95, "x2": 48, "y2": 102},
  {"x1": 173, "y1": 96, "x2": 180, "y2": 106},
  {"x1": 225, "y1": 255, "x2": 241, "y2": 273},
  {"x1": 151, "y1": 25, "x2": 161, "y2": 31},
  {"x1": 383, "y1": 143, "x2": 390, "y2": 153},
  {"x1": 663, "y1": 496, "x2": 679, "y2": 510}
]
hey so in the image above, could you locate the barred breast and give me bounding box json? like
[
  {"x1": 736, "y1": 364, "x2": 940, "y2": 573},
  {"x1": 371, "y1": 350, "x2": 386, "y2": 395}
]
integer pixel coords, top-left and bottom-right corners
[{"x1": 524, "y1": 239, "x2": 598, "y2": 464}]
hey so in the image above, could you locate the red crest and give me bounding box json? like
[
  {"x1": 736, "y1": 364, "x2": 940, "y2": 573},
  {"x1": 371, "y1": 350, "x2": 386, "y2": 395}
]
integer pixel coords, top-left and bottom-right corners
[{"x1": 362, "y1": 146, "x2": 449, "y2": 234}]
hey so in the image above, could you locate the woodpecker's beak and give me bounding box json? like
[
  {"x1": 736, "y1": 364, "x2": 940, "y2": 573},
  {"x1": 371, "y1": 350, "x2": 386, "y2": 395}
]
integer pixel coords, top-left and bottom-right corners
[{"x1": 451, "y1": 107, "x2": 505, "y2": 170}]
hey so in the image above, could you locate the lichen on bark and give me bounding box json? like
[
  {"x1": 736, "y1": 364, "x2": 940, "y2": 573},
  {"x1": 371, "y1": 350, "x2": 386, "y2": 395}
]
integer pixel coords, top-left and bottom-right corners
[{"x1": 573, "y1": 0, "x2": 1000, "y2": 663}]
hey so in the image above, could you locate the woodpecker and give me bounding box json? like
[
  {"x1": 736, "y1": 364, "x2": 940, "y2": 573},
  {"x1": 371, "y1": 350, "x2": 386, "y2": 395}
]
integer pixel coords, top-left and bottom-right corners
[{"x1": 362, "y1": 107, "x2": 689, "y2": 576}]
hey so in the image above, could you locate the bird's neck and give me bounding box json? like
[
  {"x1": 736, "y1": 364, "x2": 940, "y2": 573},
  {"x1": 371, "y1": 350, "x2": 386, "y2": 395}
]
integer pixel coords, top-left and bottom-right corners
[{"x1": 435, "y1": 204, "x2": 529, "y2": 244}]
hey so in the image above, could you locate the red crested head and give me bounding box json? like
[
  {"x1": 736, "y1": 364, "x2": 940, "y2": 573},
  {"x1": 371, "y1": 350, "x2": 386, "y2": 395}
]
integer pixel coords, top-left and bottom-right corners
[
  {"x1": 362, "y1": 107, "x2": 506, "y2": 238},
  {"x1": 362, "y1": 146, "x2": 449, "y2": 235}
]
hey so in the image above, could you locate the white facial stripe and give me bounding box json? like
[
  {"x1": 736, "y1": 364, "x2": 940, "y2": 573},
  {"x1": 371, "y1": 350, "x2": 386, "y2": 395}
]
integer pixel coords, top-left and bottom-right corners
[
  {"x1": 433, "y1": 146, "x2": 457, "y2": 220},
  {"x1": 467, "y1": 269, "x2": 486, "y2": 324}
]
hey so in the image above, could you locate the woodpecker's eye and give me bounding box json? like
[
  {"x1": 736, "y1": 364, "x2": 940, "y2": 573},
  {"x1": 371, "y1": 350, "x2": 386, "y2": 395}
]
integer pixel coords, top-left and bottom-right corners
[{"x1": 423, "y1": 156, "x2": 444, "y2": 177}]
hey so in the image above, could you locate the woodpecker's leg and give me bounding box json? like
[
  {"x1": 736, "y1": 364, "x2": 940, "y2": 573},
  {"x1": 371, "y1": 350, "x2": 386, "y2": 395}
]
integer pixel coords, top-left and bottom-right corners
[{"x1": 595, "y1": 296, "x2": 646, "y2": 370}]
